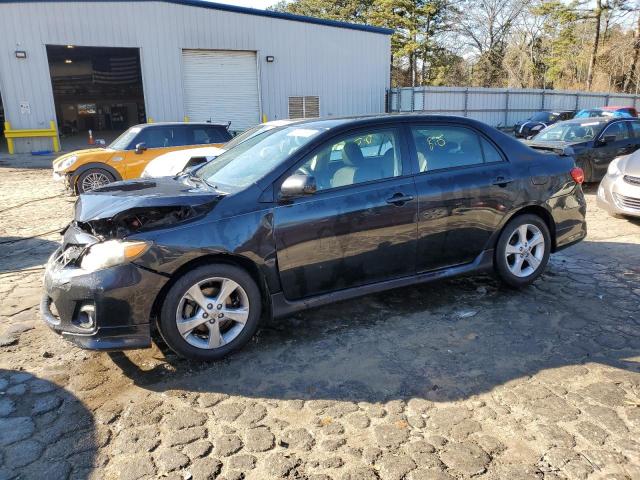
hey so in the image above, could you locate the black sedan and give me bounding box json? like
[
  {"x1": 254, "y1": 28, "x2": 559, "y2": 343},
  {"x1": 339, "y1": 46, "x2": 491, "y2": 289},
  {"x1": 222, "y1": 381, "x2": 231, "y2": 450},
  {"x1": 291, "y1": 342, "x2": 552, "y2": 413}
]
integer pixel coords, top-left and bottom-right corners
[
  {"x1": 513, "y1": 111, "x2": 575, "y2": 138},
  {"x1": 526, "y1": 117, "x2": 640, "y2": 182},
  {"x1": 42, "y1": 115, "x2": 587, "y2": 360}
]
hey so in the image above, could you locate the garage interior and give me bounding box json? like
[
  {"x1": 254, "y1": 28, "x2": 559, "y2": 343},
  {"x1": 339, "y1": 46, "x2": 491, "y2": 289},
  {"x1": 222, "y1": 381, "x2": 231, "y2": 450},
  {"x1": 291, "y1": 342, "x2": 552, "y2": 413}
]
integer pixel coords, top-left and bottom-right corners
[
  {"x1": 46, "y1": 45, "x2": 146, "y2": 150},
  {"x1": 0, "y1": 91, "x2": 5, "y2": 152}
]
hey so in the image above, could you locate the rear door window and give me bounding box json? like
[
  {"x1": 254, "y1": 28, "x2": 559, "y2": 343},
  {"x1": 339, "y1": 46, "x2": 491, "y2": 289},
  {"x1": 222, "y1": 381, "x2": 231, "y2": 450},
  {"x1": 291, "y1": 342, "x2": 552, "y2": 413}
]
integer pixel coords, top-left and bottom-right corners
[
  {"x1": 629, "y1": 121, "x2": 640, "y2": 138},
  {"x1": 188, "y1": 126, "x2": 230, "y2": 145},
  {"x1": 601, "y1": 122, "x2": 631, "y2": 141},
  {"x1": 410, "y1": 126, "x2": 498, "y2": 173}
]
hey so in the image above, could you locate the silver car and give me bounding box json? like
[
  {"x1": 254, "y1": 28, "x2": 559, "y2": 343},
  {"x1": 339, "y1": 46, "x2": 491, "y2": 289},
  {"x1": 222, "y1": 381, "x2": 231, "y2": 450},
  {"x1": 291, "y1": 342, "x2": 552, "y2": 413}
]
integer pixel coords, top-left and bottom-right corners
[{"x1": 597, "y1": 149, "x2": 640, "y2": 218}]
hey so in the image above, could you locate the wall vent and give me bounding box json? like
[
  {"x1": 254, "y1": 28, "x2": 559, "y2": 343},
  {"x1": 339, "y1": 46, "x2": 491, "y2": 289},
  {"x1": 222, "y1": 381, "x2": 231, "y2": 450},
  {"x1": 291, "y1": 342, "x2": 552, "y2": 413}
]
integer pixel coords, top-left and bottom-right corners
[{"x1": 288, "y1": 96, "x2": 320, "y2": 119}]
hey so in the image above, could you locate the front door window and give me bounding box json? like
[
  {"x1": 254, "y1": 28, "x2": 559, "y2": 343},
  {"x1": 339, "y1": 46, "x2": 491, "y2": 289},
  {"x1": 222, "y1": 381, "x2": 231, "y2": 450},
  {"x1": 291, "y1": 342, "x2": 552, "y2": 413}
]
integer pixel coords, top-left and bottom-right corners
[{"x1": 297, "y1": 129, "x2": 402, "y2": 191}]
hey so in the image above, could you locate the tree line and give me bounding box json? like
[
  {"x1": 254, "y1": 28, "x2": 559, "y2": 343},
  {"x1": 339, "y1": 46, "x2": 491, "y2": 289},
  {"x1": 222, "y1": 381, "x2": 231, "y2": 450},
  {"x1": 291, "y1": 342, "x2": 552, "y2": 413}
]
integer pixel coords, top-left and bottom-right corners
[{"x1": 271, "y1": 0, "x2": 640, "y2": 94}]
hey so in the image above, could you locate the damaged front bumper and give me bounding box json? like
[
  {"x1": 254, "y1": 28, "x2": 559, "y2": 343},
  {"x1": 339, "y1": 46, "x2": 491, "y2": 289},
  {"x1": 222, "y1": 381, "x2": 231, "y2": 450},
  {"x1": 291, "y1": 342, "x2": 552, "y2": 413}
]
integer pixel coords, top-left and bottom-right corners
[
  {"x1": 41, "y1": 246, "x2": 169, "y2": 351},
  {"x1": 52, "y1": 171, "x2": 74, "y2": 191}
]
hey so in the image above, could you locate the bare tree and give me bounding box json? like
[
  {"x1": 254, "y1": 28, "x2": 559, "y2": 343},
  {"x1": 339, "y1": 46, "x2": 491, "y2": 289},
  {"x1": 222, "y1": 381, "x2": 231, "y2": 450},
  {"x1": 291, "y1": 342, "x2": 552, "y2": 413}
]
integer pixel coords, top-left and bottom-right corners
[
  {"x1": 586, "y1": 0, "x2": 603, "y2": 90},
  {"x1": 452, "y1": 0, "x2": 527, "y2": 86},
  {"x1": 623, "y1": 12, "x2": 640, "y2": 92}
]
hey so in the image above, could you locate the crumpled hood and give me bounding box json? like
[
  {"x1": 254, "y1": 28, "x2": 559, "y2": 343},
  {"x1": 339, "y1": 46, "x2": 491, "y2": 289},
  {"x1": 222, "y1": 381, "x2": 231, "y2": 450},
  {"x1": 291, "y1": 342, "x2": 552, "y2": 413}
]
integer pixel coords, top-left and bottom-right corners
[
  {"x1": 525, "y1": 139, "x2": 586, "y2": 155},
  {"x1": 74, "y1": 176, "x2": 222, "y2": 222},
  {"x1": 619, "y1": 150, "x2": 640, "y2": 176}
]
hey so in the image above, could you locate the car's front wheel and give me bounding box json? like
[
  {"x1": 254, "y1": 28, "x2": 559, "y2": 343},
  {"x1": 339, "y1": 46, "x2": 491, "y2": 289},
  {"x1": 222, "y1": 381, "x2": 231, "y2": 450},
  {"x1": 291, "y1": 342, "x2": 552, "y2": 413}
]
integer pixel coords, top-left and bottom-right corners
[
  {"x1": 76, "y1": 168, "x2": 115, "y2": 193},
  {"x1": 494, "y1": 214, "x2": 551, "y2": 288},
  {"x1": 158, "y1": 264, "x2": 262, "y2": 361}
]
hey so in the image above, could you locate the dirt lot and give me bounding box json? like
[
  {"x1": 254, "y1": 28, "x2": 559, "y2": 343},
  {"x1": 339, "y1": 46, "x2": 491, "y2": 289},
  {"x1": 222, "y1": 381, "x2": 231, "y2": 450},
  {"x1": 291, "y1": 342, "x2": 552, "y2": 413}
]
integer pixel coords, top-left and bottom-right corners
[{"x1": 0, "y1": 157, "x2": 639, "y2": 480}]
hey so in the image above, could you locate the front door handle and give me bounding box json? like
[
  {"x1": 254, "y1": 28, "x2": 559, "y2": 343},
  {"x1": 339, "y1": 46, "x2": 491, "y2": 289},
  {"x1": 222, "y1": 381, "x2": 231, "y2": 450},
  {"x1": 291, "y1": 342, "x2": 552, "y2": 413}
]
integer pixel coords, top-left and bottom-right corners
[
  {"x1": 492, "y1": 176, "x2": 514, "y2": 187},
  {"x1": 386, "y1": 193, "x2": 414, "y2": 206}
]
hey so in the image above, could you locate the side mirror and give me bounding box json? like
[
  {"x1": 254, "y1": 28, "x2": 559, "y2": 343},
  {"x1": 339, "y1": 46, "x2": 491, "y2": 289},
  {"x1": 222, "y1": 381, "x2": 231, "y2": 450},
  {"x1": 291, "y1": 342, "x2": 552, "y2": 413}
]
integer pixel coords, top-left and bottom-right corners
[
  {"x1": 135, "y1": 142, "x2": 147, "y2": 154},
  {"x1": 600, "y1": 135, "x2": 616, "y2": 145},
  {"x1": 280, "y1": 173, "x2": 317, "y2": 198}
]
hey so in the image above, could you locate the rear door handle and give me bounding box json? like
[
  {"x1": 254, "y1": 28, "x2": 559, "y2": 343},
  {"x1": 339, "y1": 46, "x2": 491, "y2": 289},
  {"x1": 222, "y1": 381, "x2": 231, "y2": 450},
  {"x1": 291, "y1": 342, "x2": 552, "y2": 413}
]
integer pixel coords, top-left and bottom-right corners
[
  {"x1": 492, "y1": 176, "x2": 514, "y2": 186},
  {"x1": 386, "y1": 193, "x2": 414, "y2": 206}
]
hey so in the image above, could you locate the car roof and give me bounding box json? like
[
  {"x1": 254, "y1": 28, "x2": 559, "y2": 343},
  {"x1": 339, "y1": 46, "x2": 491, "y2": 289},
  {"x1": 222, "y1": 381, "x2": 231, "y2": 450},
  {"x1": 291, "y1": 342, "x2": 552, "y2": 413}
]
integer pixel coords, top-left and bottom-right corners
[
  {"x1": 283, "y1": 113, "x2": 507, "y2": 130},
  {"x1": 557, "y1": 116, "x2": 637, "y2": 125},
  {"x1": 601, "y1": 106, "x2": 635, "y2": 110},
  {"x1": 132, "y1": 122, "x2": 229, "y2": 129}
]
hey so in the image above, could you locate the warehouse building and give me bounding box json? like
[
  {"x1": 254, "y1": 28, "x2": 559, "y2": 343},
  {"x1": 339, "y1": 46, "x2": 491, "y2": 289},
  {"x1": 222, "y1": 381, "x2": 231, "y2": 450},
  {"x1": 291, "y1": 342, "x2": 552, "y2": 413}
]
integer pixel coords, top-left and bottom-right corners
[{"x1": 0, "y1": 0, "x2": 392, "y2": 153}]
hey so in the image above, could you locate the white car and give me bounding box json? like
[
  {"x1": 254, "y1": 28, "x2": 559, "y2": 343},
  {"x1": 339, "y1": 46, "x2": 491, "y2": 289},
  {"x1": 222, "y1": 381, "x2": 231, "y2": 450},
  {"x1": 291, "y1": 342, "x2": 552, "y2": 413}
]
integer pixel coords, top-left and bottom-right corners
[
  {"x1": 141, "y1": 146, "x2": 224, "y2": 178},
  {"x1": 597, "y1": 150, "x2": 640, "y2": 218},
  {"x1": 141, "y1": 119, "x2": 297, "y2": 178}
]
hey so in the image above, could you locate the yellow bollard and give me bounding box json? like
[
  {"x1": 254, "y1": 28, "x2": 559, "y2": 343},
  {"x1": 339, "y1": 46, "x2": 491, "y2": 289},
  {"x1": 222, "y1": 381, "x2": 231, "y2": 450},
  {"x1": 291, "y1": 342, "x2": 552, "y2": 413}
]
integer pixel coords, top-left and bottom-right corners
[
  {"x1": 3, "y1": 120, "x2": 60, "y2": 154},
  {"x1": 5, "y1": 122, "x2": 14, "y2": 154},
  {"x1": 147, "y1": 117, "x2": 154, "y2": 124},
  {"x1": 51, "y1": 121, "x2": 60, "y2": 152}
]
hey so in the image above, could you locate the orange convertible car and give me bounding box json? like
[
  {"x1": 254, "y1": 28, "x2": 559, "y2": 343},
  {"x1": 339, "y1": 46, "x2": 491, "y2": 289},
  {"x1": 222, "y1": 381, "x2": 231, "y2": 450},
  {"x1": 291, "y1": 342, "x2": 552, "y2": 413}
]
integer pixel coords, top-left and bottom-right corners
[{"x1": 52, "y1": 122, "x2": 232, "y2": 193}]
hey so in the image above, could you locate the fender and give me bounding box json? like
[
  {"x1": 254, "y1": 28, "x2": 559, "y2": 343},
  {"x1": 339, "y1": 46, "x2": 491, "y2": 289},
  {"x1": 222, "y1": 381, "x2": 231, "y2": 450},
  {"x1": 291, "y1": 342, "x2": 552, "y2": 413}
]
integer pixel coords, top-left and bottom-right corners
[
  {"x1": 70, "y1": 162, "x2": 123, "y2": 191},
  {"x1": 484, "y1": 202, "x2": 556, "y2": 252}
]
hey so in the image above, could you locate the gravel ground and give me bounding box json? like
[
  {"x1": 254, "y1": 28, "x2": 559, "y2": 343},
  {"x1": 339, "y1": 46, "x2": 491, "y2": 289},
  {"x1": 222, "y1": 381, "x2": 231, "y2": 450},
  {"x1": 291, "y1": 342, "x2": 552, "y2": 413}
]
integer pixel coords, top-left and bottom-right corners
[{"x1": 0, "y1": 158, "x2": 639, "y2": 480}]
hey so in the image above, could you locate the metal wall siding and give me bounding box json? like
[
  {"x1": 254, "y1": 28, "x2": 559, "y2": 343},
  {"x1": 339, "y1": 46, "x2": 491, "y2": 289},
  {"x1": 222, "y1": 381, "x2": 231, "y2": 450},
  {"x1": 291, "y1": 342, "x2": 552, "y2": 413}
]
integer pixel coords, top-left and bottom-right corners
[
  {"x1": 0, "y1": 1, "x2": 389, "y2": 151},
  {"x1": 389, "y1": 87, "x2": 640, "y2": 128}
]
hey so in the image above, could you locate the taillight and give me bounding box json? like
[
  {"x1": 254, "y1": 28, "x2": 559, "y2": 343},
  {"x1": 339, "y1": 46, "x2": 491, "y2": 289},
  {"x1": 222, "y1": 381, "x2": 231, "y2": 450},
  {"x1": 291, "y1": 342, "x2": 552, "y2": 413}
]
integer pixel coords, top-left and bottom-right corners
[{"x1": 570, "y1": 167, "x2": 584, "y2": 184}]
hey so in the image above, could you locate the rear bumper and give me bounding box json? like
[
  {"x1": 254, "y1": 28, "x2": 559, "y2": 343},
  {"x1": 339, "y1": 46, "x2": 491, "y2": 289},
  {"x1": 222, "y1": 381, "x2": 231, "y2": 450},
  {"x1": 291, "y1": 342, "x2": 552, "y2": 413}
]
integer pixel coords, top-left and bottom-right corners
[
  {"x1": 549, "y1": 187, "x2": 587, "y2": 251},
  {"x1": 42, "y1": 258, "x2": 169, "y2": 351}
]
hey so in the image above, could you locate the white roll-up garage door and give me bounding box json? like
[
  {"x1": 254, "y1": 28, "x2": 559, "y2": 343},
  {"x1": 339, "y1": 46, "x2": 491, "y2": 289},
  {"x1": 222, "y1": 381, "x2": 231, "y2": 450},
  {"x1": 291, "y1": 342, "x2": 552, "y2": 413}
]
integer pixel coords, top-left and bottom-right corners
[{"x1": 182, "y1": 49, "x2": 260, "y2": 132}]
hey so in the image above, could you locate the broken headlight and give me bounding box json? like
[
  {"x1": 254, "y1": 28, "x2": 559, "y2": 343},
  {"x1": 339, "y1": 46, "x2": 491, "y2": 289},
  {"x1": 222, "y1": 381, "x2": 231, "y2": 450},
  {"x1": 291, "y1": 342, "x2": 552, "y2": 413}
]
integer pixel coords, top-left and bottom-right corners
[
  {"x1": 80, "y1": 240, "x2": 150, "y2": 272},
  {"x1": 55, "y1": 155, "x2": 77, "y2": 172}
]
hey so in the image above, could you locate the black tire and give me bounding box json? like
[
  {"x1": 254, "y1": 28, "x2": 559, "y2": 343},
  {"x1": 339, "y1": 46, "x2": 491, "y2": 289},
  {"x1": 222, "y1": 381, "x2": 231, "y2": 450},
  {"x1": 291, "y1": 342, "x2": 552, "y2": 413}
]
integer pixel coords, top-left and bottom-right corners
[
  {"x1": 157, "y1": 264, "x2": 262, "y2": 361},
  {"x1": 75, "y1": 168, "x2": 115, "y2": 193},
  {"x1": 579, "y1": 159, "x2": 594, "y2": 183},
  {"x1": 494, "y1": 214, "x2": 551, "y2": 288}
]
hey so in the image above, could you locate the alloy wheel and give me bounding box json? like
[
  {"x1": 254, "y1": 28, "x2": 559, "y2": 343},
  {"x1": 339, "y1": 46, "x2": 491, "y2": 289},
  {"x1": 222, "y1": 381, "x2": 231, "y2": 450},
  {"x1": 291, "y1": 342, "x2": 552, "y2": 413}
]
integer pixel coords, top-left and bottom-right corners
[
  {"x1": 175, "y1": 277, "x2": 250, "y2": 350},
  {"x1": 81, "y1": 171, "x2": 111, "y2": 192},
  {"x1": 504, "y1": 224, "x2": 545, "y2": 278}
]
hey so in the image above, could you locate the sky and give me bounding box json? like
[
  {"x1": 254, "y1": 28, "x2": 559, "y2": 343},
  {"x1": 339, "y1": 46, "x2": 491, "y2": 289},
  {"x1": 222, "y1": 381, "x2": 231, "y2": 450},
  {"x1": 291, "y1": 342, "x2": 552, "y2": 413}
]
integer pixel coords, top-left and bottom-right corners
[{"x1": 214, "y1": 0, "x2": 277, "y2": 9}]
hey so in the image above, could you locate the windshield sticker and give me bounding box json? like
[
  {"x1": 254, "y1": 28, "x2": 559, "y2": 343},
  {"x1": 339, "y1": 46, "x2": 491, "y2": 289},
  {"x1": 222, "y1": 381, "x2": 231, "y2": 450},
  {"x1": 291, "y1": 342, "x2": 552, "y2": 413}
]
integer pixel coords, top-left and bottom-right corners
[
  {"x1": 427, "y1": 134, "x2": 446, "y2": 151},
  {"x1": 287, "y1": 128, "x2": 320, "y2": 138},
  {"x1": 580, "y1": 122, "x2": 600, "y2": 127}
]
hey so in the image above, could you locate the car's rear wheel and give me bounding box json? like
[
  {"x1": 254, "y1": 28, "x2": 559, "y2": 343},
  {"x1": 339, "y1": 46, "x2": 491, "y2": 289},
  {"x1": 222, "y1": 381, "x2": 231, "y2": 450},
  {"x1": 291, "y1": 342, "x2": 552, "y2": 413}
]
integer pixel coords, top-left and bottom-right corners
[
  {"x1": 495, "y1": 214, "x2": 551, "y2": 288},
  {"x1": 579, "y1": 159, "x2": 594, "y2": 183},
  {"x1": 158, "y1": 264, "x2": 262, "y2": 361},
  {"x1": 76, "y1": 168, "x2": 115, "y2": 193}
]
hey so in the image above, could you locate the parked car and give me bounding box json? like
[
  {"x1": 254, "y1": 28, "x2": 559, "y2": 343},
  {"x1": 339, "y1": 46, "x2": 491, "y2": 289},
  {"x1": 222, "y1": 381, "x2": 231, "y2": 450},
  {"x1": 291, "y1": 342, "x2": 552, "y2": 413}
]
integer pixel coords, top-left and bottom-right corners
[
  {"x1": 42, "y1": 115, "x2": 587, "y2": 361},
  {"x1": 601, "y1": 106, "x2": 638, "y2": 117},
  {"x1": 513, "y1": 111, "x2": 575, "y2": 138},
  {"x1": 526, "y1": 117, "x2": 640, "y2": 182},
  {"x1": 597, "y1": 149, "x2": 640, "y2": 218},
  {"x1": 140, "y1": 146, "x2": 225, "y2": 178},
  {"x1": 575, "y1": 106, "x2": 638, "y2": 119},
  {"x1": 141, "y1": 120, "x2": 296, "y2": 178},
  {"x1": 52, "y1": 122, "x2": 232, "y2": 193}
]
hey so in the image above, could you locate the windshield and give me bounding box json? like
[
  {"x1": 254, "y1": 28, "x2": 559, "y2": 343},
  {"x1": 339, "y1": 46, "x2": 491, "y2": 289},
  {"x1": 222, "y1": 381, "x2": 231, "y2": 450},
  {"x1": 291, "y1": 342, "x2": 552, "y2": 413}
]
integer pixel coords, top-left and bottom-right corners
[
  {"x1": 196, "y1": 125, "x2": 327, "y2": 188},
  {"x1": 109, "y1": 127, "x2": 141, "y2": 150},
  {"x1": 575, "y1": 109, "x2": 603, "y2": 118},
  {"x1": 223, "y1": 124, "x2": 279, "y2": 150},
  {"x1": 536, "y1": 121, "x2": 603, "y2": 142},
  {"x1": 530, "y1": 112, "x2": 554, "y2": 122}
]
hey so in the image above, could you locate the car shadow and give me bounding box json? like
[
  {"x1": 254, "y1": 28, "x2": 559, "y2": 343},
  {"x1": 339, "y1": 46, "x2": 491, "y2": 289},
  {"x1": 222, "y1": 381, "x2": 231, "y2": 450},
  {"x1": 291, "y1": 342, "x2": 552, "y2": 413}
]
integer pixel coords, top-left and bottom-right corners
[
  {"x1": 0, "y1": 369, "x2": 97, "y2": 479},
  {"x1": 0, "y1": 237, "x2": 58, "y2": 273},
  {"x1": 108, "y1": 239, "x2": 640, "y2": 403}
]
